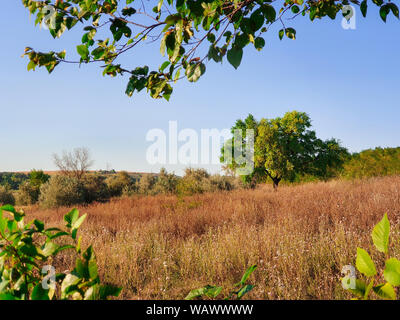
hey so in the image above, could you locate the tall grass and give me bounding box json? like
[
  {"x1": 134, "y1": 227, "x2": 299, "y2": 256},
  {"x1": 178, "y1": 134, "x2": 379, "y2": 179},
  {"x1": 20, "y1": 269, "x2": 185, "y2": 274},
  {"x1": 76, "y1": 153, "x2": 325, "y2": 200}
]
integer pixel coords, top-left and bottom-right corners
[{"x1": 24, "y1": 175, "x2": 400, "y2": 299}]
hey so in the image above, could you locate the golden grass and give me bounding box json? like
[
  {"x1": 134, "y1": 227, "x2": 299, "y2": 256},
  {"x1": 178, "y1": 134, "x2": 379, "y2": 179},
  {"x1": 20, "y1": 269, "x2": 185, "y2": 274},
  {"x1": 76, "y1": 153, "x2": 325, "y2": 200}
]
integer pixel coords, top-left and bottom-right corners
[{"x1": 24, "y1": 175, "x2": 400, "y2": 299}]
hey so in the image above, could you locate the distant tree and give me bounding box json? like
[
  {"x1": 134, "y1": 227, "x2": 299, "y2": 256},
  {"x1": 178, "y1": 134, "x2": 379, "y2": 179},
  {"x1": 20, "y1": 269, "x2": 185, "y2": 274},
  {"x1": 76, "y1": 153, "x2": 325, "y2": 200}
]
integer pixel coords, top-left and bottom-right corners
[
  {"x1": 53, "y1": 147, "x2": 94, "y2": 180},
  {"x1": 105, "y1": 171, "x2": 134, "y2": 197},
  {"x1": 29, "y1": 169, "x2": 50, "y2": 188},
  {"x1": 222, "y1": 111, "x2": 349, "y2": 189}
]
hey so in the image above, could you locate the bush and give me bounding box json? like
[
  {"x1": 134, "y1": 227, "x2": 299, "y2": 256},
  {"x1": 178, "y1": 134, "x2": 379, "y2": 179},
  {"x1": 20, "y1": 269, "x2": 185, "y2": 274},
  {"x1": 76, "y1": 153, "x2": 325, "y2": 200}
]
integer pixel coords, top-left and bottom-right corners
[
  {"x1": 81, "y1": 174, "x2": 110, "y2": 203},
  {"x1": 105, "y1": 171, "x2": 133, "y2": 197},
  {"x1": 0, "y1": 186, "x2": 15, "y2": 206},
  {"x1": 39, "y1": 175, "x2": 85, "y2": 208},
  {"x1": 15, "y1": 181, "x2": 39, "y2": 206},
  {"x1": 138, "y1": 174, "x2": 156, "y2": 195},
  {"x1": 152, "y1": 168, "x2": 179, "y2": 195},
  {"x1": 177, "y1": 168, "x2": 211, "y2": 195}
]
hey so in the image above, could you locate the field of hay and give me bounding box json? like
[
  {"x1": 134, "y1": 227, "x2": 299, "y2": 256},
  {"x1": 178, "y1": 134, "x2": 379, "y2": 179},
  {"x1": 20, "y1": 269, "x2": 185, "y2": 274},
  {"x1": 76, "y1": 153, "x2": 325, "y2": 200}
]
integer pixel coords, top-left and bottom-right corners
[{"x1": 24, "y1": 176, "x2": 400, "y2": 299}]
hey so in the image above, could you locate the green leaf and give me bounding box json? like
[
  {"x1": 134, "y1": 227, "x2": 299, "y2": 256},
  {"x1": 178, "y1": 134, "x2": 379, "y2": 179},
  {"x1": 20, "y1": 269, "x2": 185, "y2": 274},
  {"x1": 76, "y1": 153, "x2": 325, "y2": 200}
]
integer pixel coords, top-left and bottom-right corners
[
  {"x1": 186, "y1": 63, "x2": 205, "y2": 82},
  {"x1": 64, "y1": 208, "x2": 79, "y2": 228},
  {"x1": 238, "y1": 265, "x2": 257, "y2": 286},
  {"x1": 384, "y1": 258, "x2": 400, "y2": 286},
  {"x1": 227, "y1": 47, "x2": 243, "y2": 69},
  {"x1": 360, "y1": 0, "x2": 368, "y2": 17},
  {"x1": 72, "y1": 213, "x2": 87, "y2": 231},
  {"x1": 380, "y1": 4, "x2": 390, "y2": 22},
  {"x1": 254, "y1": 37, "x2": 265, "y2": 51},
  {"x1": 356, "y1": 248, "x2": 377, "y2": 277},
  {"x1": 373, "y1": 283, "x2": 396, "y2": 300},
  {"x1": 31, "y1": 284, "x2": 50, "y2": 300},
  {"x1": 278, "y1": 29, "x2": 284, "y2": 40},
  {"x1": 237, "y1": 284, "x2": 254, "y2": 299},
  {"x1": 77, "y1": 45, "x2": 89, "y2": 60},
  {"x1": 371, "y1": 213, "x2": 390, "y2": 253},
  {"x1": 185, "y1": 285, "x2": 222, "y2": 300}
]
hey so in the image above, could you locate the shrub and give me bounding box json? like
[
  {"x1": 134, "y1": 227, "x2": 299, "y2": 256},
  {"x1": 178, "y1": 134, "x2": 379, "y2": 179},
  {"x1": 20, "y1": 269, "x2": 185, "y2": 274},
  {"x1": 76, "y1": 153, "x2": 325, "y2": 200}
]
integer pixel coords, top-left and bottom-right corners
[
  {"x1": 177, "y1": 168, "x2": 211, "y2": 195},
  {"x1": 39, "y1": 175, "x2": 85, "y2": 208},
  {"x1": 0, "y1": 186, "x2": 15, "y2": 206},
  {"x1": 15, "y1": 181, "x2": 39, "y2": 206},
  {"x1": 105, "y1": 171, "x2": 133, "y2": 197},
  {"x1": 0, "y1": 205, "x2": 121, "y2": 300},
  {"x1": 81, "y1": 174, "x2": 110, "y2": 203},
  {"x1": 138, "y1": 174, "x2": 156, "y2": 195},
  {"x1": 152, "y1": 168, "x2": 179, "y2": 195}
]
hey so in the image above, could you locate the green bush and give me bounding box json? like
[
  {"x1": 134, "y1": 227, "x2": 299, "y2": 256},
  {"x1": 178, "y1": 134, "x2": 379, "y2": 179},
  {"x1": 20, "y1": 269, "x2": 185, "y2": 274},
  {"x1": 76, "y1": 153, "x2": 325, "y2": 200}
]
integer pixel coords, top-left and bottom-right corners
[
  {"x1": 0, "y1": 186, "x2": 15, "y2": 206},
  {"x1": 15, "y1": 181, "x2": 39, "y2": 206},
  {"x1": 0, "y1": 205, "x2": 121, "y2": 300},
  {"x1": 39, "y1": 176, "x2": 85, "y2": 208},
  {"x1": 105, "y1": 171, "x2": 134, "y2": 197},
  {"x1": 152, "y1": 168, "x2": 179, "y2": 195},
  {"x1": 138, "y1": 174, "x2": 156, "y2": 195},
  {"x1": 81, "y1": 174, "x2": 110, "y2": 203}
]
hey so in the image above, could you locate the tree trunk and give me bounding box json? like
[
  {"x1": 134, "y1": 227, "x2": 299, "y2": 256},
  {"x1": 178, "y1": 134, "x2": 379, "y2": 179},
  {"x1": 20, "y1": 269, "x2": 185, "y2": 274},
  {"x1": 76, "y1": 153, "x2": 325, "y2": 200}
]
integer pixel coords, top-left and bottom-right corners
[{"x1": 272, "y1": 177, "x2": 281, "y2": 191}]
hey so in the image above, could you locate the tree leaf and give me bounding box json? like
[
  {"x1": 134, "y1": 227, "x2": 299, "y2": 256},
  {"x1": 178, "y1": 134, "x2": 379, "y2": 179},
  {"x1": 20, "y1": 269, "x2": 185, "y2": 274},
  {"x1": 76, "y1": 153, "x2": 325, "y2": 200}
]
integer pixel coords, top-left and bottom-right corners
[
  {"x1": 384, "y1": 258, "x2": 400, "y2": 286},
  {"x1": 371, "y1": 213, "x2": 390, "y2": 253},
  {"x1": 227, "y1": 47, "x2": 243, "y2": 69},
  {"x1": 356, "y1": 248, "x2": 377, "y2": 277}
]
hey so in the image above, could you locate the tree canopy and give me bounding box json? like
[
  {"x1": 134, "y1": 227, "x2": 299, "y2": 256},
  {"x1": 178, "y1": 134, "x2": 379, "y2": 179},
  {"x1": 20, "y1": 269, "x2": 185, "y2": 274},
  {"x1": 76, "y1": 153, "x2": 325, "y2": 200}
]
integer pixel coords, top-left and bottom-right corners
[
  {"x1": 221, "y1": 111, "x2": 349, "y2": 188},
  {"x1": 21, "y1": 0, "x2": 399, "y2": 100}
]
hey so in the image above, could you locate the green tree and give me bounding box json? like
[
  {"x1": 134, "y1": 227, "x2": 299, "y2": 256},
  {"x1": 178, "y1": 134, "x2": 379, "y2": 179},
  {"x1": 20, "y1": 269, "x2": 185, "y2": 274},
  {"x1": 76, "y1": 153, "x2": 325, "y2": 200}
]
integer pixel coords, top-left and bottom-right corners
[
  {"x1": 21, "y1": 0, "x2": 399, "y2": 100},
  {"x1": 29, "y1": 169, "x2": 50, "y2": 189},
  {"x1": 222, "y1": 111, "x2": 349, "y2": 189}
]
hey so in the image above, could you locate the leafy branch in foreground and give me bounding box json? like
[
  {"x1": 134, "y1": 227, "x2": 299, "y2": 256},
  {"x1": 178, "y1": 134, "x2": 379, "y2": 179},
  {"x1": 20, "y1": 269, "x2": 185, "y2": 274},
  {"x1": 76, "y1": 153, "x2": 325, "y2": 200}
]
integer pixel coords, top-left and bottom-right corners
[
  {"x1": 185, "y1": 264, "x2": 257, "y2": 300},
  {"x1": 21, "y1": 0, "x2": 400, "y2": 100},
  {"x1": 342, "y1": 213, "x2": 400, "y2": 300},
  {"x1": 0, "y1": 205, "x2": 121, "y2": 300}
]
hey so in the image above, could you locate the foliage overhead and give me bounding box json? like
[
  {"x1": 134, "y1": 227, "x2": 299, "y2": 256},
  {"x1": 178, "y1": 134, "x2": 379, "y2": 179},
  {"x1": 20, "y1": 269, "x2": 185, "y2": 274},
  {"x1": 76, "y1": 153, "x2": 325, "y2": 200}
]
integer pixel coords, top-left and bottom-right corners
[
  {"x1": 221, "y1": 111, "x2": 349, "y2": 188},
  {"x1": 21, "y1": 0, "x2": 399, "y2": 100}
]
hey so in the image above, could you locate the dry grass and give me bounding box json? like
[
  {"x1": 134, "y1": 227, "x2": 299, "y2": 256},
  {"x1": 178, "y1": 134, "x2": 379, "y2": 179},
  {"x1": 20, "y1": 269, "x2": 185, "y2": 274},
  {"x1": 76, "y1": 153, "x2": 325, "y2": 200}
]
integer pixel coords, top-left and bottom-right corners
[{"x1": 24, "y1": 175, "x2": 400, "y2": 300}]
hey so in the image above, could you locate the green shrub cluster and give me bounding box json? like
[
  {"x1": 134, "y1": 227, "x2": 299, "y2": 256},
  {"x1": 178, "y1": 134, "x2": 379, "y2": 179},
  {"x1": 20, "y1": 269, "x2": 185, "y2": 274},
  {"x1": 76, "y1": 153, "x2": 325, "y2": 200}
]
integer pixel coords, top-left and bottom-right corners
[
  {"x1": 0, "y1": 186, "x2": 15, "y2": 206},
  {"x1": 0, "y1": 205, "x2": 121, "y2": 300}
]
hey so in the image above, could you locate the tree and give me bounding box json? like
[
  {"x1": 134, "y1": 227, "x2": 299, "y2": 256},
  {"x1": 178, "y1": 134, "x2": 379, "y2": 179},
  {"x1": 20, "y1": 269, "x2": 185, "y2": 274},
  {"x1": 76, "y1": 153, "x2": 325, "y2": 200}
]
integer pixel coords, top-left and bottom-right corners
[
  {"x1": 29, "y1": 169, "x2": 50, "y2": 189},
  {"x1": 53, "y1": 147, "x2": 94, "y2": 180},
  {"x1": 221, "y1": 111, "x2": 349, "y2": 189},
  {"x1": 21, "y1": 0, "x2": 399, "y2": 100}
]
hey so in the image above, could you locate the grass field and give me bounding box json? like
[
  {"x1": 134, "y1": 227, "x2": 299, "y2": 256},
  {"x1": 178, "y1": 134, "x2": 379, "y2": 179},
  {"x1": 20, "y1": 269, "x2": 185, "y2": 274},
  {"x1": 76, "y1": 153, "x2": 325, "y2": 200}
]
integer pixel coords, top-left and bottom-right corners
[{"x1": 23, "y1": 175, "x2": 400, "y2": 299}]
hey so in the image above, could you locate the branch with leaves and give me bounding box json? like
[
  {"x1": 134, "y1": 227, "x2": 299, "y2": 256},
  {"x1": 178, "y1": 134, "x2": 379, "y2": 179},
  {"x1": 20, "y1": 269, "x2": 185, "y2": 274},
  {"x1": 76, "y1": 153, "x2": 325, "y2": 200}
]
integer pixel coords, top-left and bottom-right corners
[{"x1": 22, "y1": 0, "x2": 399, "y2": 100}]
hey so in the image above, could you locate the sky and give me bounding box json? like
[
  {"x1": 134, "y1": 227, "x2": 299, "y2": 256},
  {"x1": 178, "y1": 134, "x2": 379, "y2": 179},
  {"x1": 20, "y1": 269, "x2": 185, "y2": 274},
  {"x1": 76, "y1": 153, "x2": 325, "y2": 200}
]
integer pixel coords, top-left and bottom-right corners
[{"x1": 0, "y1": 2, "x2": 399, "y2": 175}]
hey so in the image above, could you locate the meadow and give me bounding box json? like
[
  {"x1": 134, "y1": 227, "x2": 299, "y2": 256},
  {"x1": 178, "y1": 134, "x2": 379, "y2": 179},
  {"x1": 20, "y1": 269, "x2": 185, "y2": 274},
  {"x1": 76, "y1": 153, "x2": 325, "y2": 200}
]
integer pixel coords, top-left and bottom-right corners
[{"x1": 22, "y1": 175, "x2": 400, "y2": 300}]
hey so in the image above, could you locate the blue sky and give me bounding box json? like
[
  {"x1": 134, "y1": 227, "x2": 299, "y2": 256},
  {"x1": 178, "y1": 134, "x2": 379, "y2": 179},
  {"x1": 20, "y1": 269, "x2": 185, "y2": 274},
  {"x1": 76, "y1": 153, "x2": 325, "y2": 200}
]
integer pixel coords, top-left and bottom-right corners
[{"x1": 1, "y1": 2, "x2": 399, "y2": 175}]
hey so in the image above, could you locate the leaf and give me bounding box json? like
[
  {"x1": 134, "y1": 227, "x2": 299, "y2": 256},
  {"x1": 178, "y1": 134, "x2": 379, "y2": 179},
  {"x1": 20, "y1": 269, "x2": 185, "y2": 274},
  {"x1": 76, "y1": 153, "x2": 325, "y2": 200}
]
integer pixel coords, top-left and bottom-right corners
[
  {"x1": 227, "y1": 47, "x2": 243, "y2": 69},
  {"x1": 61, "y1": 274, "x2": 80, "y2": 295},
  {"x1": 373, "y1": 283, "x2": 396, "y2": 300},
  {"x1": 40, "y1": 242, "x2": 59, "y2": 257},
  {"x1": 384, "y1": 258, "x2": 400, "y2": 286},
  {"x1": 76, "y1": 45, "x2": 89, "y2": 60},
  {"x1": 360, "y1": 0, "x2": 368, "y2": 17},
  {"x1": 278, "y1": 29, "x2": 284, "y2": 40},
  {"x1": 185, "y1": 63, "x2": 205, "y2": 82},
  {"x1": 31, "y1": 284, "x2": 50, "y2": 300},
  {"x1": 254, "y1": 37, "x2": 265, "y2": 51},
  {"x1": 72, "y1": 213, "x2": 87, "y2": 231},
  {"x1": 64, "y1": 208, "x2": 79, "y2": 228},
  {"x1": 237, "y1": 284, "x2": 254, "y2": 299},
  {"x1": 371, "y1": 213, "x2": 390, "y2": 253},
  {"x1": 356, "y1": 248, "x2": 377, "y2": 277},
  {"x1": 238, "y1": 265, "x2": 257, "y2": 286},
  {"x1": 380, "y1": 4, "x2": 390, "y2": 22},
  {"x1": 185, "y1": 285, "x2": 222, "y2": 300}
]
